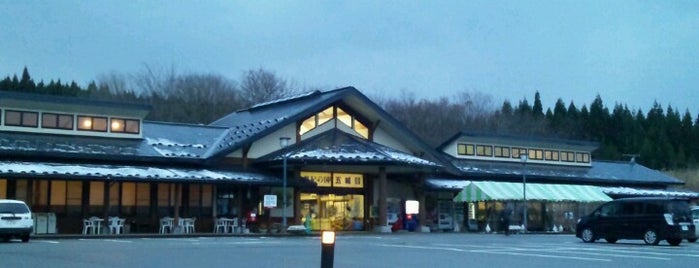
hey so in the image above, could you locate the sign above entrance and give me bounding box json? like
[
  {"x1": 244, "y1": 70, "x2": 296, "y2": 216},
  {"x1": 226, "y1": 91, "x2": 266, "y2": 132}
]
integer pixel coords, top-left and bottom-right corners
[{"x1": 301, "y1": 172, "x2": 364, "y2": 188}]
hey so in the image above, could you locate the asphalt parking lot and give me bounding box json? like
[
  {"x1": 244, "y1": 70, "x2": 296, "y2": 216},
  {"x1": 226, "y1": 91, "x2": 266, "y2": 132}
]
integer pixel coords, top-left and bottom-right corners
[{"x1": 2, "y1": 233, "x2": 698, "y2": 268}]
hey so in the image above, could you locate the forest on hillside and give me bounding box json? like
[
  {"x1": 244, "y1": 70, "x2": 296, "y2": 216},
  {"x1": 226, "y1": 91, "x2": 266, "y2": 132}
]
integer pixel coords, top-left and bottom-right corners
[{"x1": 3, "y1": 67, "x2": 699, "y2": 175}]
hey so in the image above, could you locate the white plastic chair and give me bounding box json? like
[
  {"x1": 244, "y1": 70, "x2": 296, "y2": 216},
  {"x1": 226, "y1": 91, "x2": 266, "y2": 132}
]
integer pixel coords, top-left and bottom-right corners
[
  {"x1": 109, "y1": 217, "x2": 125, "y2": 234},
  {"x1": 160, "y1": 217, "x2": 173, "y2": 234},
  {"x1": 183, "y1": 218, "x2": 196, "y2": 233},
  {"x1": 229, "y1": 217, "x2": 239, "y2": 233},
  {"x1": 214, "y1": 218, "x2": 227, "y2": 233},
  {"x1": 82, "y1": 219, "x2": 95, "y2": 235}
]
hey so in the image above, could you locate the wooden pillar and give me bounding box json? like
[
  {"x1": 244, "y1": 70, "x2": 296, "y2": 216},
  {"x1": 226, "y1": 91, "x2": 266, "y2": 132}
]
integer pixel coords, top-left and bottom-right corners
[
  {"x1": 173, "y1": 183, "x2": 181, "y2": 232},
  {"x1": 212, "y1": 185, "x2": 218, "y2": 218},
  {"x1": 417, "y1": 175, "x2": 427, "y2": 232},
  {"x1": 376, "y1": 166, "x2": 388, "y2": 232}
]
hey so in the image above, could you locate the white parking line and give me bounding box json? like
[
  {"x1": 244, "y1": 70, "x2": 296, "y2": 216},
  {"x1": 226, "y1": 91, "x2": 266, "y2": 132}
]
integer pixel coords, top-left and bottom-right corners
[
  {"x1": 378, "y1": 244, "x2": 611, "y2": 262},
  {"x1": 35, "y1": 240, "x2": 60, "y2": 244}
]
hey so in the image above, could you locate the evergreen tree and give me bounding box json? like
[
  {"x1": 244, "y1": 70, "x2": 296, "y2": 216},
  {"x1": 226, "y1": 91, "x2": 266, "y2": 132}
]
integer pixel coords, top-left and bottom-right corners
[
  {"x1": 19, "y1": 67, "x2": 36, "y2": 92},
  {"x1": 532, "y1": 91, "x2": 544, "y2": 117}
]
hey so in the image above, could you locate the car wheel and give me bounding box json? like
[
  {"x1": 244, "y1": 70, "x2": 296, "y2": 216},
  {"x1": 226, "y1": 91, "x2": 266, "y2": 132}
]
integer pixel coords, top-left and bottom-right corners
[
  {"x1": 581, "y1": 228, "x2": 595, "y2": 243},
  {"x1": 21, "y1": 234, "x2": 30, "y2": 243},
  {"x1": 667, "y1": 238, "x2": 682, "y2": 246},
  {"x1": 643, "y1": 229, "x2": 660, "y2": 245},
  {"x1": 605, "y1": 238, "x2": 617, "y2": 244},
  {"x1": 688, "y1": 238, "x2": 697, "y2": 243}
]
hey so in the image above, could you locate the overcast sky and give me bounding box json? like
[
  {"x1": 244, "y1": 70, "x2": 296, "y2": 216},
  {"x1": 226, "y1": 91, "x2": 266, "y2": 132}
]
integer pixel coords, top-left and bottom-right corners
[{"x1": 2, "y1": 1, "x2": 698, "y2": 114}]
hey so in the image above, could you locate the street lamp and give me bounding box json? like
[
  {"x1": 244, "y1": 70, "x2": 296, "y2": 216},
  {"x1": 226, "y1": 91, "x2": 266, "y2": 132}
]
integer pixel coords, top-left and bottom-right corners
[
  {"x1": 279, "y1": 137, "x2": 291, "y2": 233},
  {"x1": 520, "y1": 153, "x2": 528, "y2": 232}
]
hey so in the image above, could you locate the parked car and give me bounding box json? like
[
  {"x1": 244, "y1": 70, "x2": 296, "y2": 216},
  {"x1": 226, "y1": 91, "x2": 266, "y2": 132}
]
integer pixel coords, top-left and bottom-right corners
[
  {"x1": 690, "y1": 206, "x2": 699, "y2": 243},
  {"x1": 576, "y1": 197, "x2": 696, "y2": 246},
  {"x1": 0, "y1": 199, "x2": 33, "y2": 242}
]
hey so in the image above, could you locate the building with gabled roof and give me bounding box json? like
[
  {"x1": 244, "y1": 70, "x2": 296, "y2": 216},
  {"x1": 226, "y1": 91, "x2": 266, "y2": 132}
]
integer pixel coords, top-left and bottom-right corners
[{"x1": 0, "y1": 87, "x2": 692, "y2": 235}]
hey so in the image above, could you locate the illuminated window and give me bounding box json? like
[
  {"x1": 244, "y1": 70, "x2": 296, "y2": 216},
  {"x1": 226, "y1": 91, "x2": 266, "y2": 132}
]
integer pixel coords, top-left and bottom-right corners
[
  {"x1": 336, "y1": 108, "x2": 352, "y2": 128},
  {"x1": 476, "y1": 145, "x2": 493, "y2": 157},
  {"x1": 111, "y1": 118, "x2": 140, "y2": 133},
  {"x1": 512, "y1": 148, "x2": 527, "y2": 158},
  {"x1": 317, "y1": 107, "x2": 333, "y2": 126},
  {"x1": 353, "y1": 120, "x2": 369, "y2": 138},
  {"x1": 298, "y1": 106, "x2": 370, "y2": 139},
  {"x1": 111, "y1": 118, "x2": 124, "y2": 132},
  {"x1": 4, "y1": 110, "x2": 38, "y2": 127},
  {"x1": 545, "y1": 150, "x2": 560, "y2": 161},
  {"x1": 529, "y1": 149, "x2": 543, "y2": 160},
  {"x1": 576, "y1": 152, "x2": 590, "y2": 163},
  {"x1": 457, "y1": 144, "x2": 475, "y2": 155},
  {"x1": 561, "y1": 151, "x2": 575, "y2": 162},
  {"x1": 78, "y1": 116, "x2": 108, "y2": 132},
  {"x1": 494, "y1": 146, "x2": 510, "y2": 158},
  {"x1": 300, "y1": 116, "x2": 316, "y2": 135}
]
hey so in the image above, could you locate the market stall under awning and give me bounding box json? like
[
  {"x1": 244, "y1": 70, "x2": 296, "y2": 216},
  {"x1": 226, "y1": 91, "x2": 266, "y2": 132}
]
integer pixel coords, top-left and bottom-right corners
[{"x1": 453, "y1": 181, "x2": 612, "y2": 203}]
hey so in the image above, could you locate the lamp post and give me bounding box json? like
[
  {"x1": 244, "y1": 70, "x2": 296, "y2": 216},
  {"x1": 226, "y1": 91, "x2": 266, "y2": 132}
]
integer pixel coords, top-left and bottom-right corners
[
  {"x1": 520, "y1": 153, "x2": 528, "y2": 232},
  {"x1": 279, "y1": 137, "x2": 291, "y2": 233}
]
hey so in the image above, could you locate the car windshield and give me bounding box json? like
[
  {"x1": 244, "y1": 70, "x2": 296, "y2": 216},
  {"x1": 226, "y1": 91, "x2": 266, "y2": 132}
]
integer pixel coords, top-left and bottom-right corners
[
  {"x1": 0, "y1": 203, "x2": 30, "y2": 214},
  {"x1": 692, "y1": 209, "x2": 699, "y2": 220}
]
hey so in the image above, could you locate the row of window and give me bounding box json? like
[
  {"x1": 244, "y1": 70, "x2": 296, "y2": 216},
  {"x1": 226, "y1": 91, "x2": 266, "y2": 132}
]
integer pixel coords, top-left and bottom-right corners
[
  {"x1": 299, "y1": 106, "x2": 369, "y2": 138},
  {"x1": 1, "y1": 109, "x2": 140, "y2": 134},
  {"x1": 457, "y1": 143, "x2": 591, "y2": 164},
  {"x1": 3, "y1": 179, "x2": 212, "y2": 217}
]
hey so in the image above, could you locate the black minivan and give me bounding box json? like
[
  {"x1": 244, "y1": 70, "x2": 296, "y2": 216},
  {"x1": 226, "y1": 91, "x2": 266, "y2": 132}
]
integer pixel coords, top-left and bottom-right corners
[{"x1": 576, "y1": 197, "x2": 696, "y2": 246}]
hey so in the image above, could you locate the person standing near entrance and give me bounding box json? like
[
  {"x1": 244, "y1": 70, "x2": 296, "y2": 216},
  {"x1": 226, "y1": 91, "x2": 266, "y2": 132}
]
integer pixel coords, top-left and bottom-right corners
[{"x1": 500, "y1": 204, "x2": 513, "y2": 236}]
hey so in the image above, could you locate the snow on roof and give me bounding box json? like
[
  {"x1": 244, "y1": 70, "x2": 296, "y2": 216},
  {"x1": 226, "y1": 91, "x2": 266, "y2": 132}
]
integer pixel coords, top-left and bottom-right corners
[
  {"x1": 603, "y1": 187, "x2": 699, "y2": 198},
  {"x1": 0, "y1": 161, "x2": 277, "y2": 183},
  {"x1": 425, "y1": 179, "x2": 471, "y2": 190}
]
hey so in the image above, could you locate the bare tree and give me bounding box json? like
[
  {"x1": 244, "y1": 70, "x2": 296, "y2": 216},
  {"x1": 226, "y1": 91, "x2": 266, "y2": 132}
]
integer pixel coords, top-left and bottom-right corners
[
  {"x1": 239, "y1": 68, "x2": 297, "y2": 107},
  {"x1": 171, "y1": 74, "x2": 242, "y2": 124}
]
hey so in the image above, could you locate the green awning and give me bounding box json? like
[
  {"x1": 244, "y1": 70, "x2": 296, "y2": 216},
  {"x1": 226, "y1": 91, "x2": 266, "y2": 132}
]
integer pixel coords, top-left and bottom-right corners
[{"x1": 453, "y1": 181, "x2": 612, "y2": 203}]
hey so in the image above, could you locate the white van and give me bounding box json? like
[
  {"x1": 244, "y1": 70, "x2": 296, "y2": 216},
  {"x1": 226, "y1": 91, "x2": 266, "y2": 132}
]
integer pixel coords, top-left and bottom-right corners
[{"x1": 0, "y1": 199, "x2": 33, "y2": 242}]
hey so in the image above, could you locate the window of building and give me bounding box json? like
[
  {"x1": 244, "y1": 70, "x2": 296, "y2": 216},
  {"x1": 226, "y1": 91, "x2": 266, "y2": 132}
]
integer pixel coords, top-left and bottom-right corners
[
  {"x1": 512, "y1": 148, "x2": 527, "y2": 159},
  {"x1": 545, "y1": 150, "x2": 560, "y2": 161},
  {"x1": 0, "y1": 179, "x2": 6, "y2": 199},
  {"x1": 561, "y1": 151, "x2": 575, "y2": 162},
  {"x1": 49, "y1": 180, "x2": 82, "y2": 215},
  {"x1": 77, "y1": 116, "x2": 108, "y2": 132},
  {"x1": 317, "y1": 107, "x2": 333, "y2": 126},
  {"x1": 529, "y1": 149, "x2": 544, "y2": 160},
  {"x1": 576, "y1": 152, "x2": 590, "y2": 163},
  {"x1": 299, "y1": 106, "x2": 369, "y2": 139},
  {"x1": 494, "y1": 146, "x2": 510, "y2": 158},
  {"x1": 109, "y1": 118, "x2": 140, "y2": 134},
  {"x1": 158, "y1": 183, "x2": 176, "y2": 217},
  {"x1": 476, "y1": 145, "x2": 493, "y2": 157},
  {"x1": 457, "y1": 144, "x2": 475, "y2": 156},
  {"x1": 4, "y1": 110, "x2": 39, "y2": 127},
  {"x1": 42, "y1": 113, "x2": 74, "y2": 130}
]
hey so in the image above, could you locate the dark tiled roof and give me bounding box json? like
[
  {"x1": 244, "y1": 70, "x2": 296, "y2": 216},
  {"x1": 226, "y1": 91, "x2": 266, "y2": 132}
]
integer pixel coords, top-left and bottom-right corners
[
  {"x1": 0, "y1": 121, "x2": 229, "y2": 163},
  {"x1": 451, "y1": 159, "x2": 683, "y2": 187},
  {"x1": 208, "y1": 87, "x2": 448, "y2": 168},
  {"x1": 0, "y1": 160, "x2": 280, "y2": 184},
  {"x1": 257, "y1": 129, "x2": 442, "y2": 167}
]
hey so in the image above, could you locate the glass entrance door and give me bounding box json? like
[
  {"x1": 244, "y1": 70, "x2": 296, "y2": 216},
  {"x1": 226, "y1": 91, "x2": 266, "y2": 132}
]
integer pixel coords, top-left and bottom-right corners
[{"x1": 300, "y1": 193, "x2": 364, "y2": 231}]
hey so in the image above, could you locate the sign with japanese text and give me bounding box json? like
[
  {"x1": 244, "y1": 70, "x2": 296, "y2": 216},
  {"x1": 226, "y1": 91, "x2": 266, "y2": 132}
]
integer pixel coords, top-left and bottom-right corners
[
  {"x1": 300, "y1": 172, "x2": 332, "y2": 187},
  {"x1": 301, "y1": 171, "x2": 363, "y2": 188},
  {"x1": 332, "y1": 173, "x2": 364, "y2": 188}
]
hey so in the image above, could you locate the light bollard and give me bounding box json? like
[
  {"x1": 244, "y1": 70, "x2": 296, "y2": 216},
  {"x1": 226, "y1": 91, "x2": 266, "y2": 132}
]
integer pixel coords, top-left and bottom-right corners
[{"x1": 320, "y1": 231, "x2": 335, "y2": 268}]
